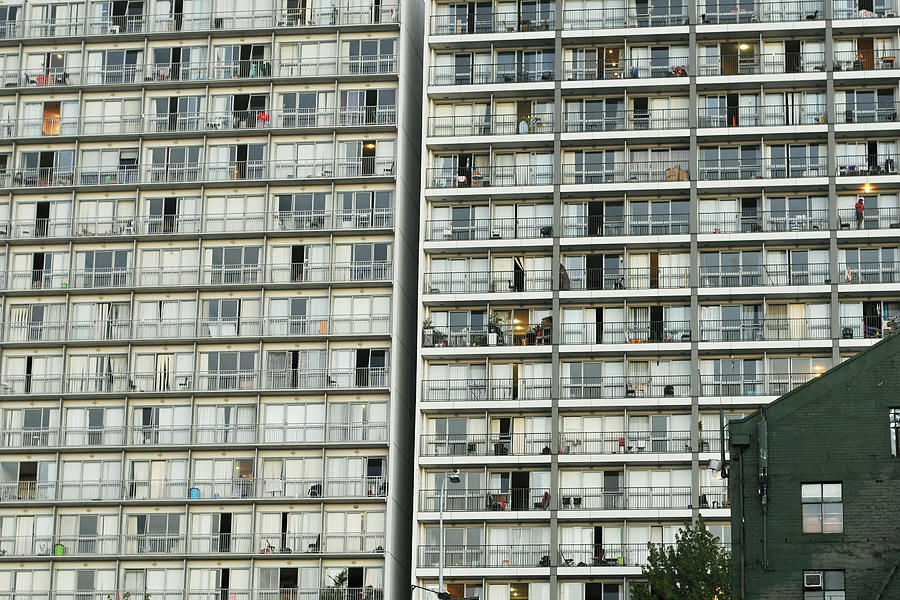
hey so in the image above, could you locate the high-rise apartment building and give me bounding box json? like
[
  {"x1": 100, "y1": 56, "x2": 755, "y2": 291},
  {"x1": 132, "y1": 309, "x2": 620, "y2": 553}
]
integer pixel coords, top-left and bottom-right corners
[
  {"x1": 0, "y1": 1, "x2": 422, "y2": 599},
  {"x1": 413, "y1": 1, "x2": 899, "y2": 598}
]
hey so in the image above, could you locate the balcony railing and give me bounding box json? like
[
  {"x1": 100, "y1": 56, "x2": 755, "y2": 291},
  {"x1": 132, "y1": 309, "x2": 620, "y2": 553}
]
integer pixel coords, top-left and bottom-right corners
[
  {"x1": 697, "y1": 53, "x2": 825, "y2": 76},
  {"x1": 698, "y1": 264, "x2": 830, "y2": 287},
  {"x1": 700, "y1": 317, "x2": 831, "y2": 342},
  {"x1": 418, "y1": 487, "x2": 551, "y2": 511},
  {"x1": 836, "y1": 155, "x2": 898, "y2": 176},
  {"x1": 562, "y1": 267, "x2": 691, "y2": 291},
  {"x1": 423, "y1": 323, "x2": 550, "y2": 348},
  {"x1": 418, "y1": 544, "x2": 551, "y2": 568},
  {"x1": 834, "y1": 0, "x2": 896, "y2": 18},
  {"x1": 698, "y1": 104, "x2": 825, "y2": 127},
  {"x1": 699, "y1": 210, "x2": 828, "y2": 233},
  {"x1": 699, "y1": 157, "x2": 828, "y2": 180},
  {"x1": 425, "y1": 217, "x2": 552, "y2": 241},
  {"x1": 698, "y1": 0, "x2": 822, "y2": 22},
  {"x1": 559, "y1": 543, "x2": 675, "y2": 567},
  {"x1": 564, "y1": 107, "x2": 690, "y2": 132},
  {"x1": 428, "y1": 113, "x2": 554, "y2": 136},
  {"x1": 421, "y1": 378, "x2": 551, "y2": 402},
  {"x1": 430, "y1": 63, "x2": 555, "y2": 86},
  {"x1": 560, "y1": 214, "x2": 689, "y2": 237},
  {"x1": 423, "y1": 270, "x2": 553, "y2": 294},
  {"x1": 563, "y1": 58, "x2": 689, "y2": 80},
  {"x1": 0, "y1": 7, "x2": 399, "y2": 40},
  {"x1": 840, "y1": 261, "x2": 900, "y2": 284},
  {"x1": 833, "y1": 49, "x2": 900, "y2": 71},
  {"x1": 560, "y1": 375, "x2": 691, "y2": 399},
  {"x1": 561, "y1": 160, "x2": 690, "y2": 184},
  {"x1": 430, "y1": 11, "x2": 555, "y2": 34},
  {"x1": 563, "y1": 6, "x2": 687, "y2": 28},
  {"x1": 558, "y1": 486, "x2": 729, "y2": 510},
  {"x1": 426, "y1": 165, "x2": 553, "y2": 188},
  {"x1": 699, "y1": 372, "x2": 818, "y2": 396},
  {"x1": 420, "y1": 433, "x2": 552, "y2": 456},
  {"x1": 559, "y1": 321, "x2": 692, "y2": 344},
  {"x1": 560, "y1": 431, "x2": 692, "y2": 454},
  {"x1": 834, "y1": 102, "x2": 899, "y2": 125},
  {"x1": 840, "y1": 315, "x2": 893, "y2": 339},
  {"x1": 1, "y1": 159, "x2": 395, "y2": 190}
]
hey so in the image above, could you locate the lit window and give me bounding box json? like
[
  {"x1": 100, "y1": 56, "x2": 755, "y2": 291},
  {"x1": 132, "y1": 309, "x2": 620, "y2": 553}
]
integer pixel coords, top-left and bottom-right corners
[
  {"x1": 891, "y1": 408, "x2": 900, "y2": 456},
  {"x1": 803, "y1": 570, "x2": 845, "y2": 600},
  {"x1": 801, "y1": 483, "x2": 843, "y2": 534}
]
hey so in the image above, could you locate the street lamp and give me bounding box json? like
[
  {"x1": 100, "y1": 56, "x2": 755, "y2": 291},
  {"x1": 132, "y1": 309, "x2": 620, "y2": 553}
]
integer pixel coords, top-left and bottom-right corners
[{"x1": 439, "y1": 469, "x2": 462, "y2": 598}]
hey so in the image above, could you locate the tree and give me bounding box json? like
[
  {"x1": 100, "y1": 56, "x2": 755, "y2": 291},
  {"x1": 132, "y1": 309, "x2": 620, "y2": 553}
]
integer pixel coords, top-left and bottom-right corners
[{"x1": 630, "y1": 518, "x2": 732, "y2": 600}]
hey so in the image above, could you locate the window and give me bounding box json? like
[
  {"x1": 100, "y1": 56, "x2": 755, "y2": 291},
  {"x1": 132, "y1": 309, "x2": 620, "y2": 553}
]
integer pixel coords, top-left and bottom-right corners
[
  {"x1": 804, "y1": 570, "x2": 845, "y2": 600},
  {"x1": 891, "y1": 409, "x2": 900, "y2": 456},
  {"x1": 802, "y1": 483, "x2": 843, "y2": 533}
]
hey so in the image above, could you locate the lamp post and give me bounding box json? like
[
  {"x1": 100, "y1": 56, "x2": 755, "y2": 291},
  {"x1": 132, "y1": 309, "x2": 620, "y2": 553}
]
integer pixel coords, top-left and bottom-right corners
[{"x1": 438, "y1": 469, "x2": 461, "y2": 597}]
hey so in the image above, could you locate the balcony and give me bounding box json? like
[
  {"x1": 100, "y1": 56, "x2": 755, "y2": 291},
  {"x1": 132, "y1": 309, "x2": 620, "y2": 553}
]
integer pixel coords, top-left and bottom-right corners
[
  {"x1": 836, "y1": 155, "x2": 898, "y2": 177},
  {"x1": 840, "y1": 315, "x2": 893, "y2": 339},
  {"x1": 425, "y1": 217, "x2": 553, "y2": 241},
  {"x1": 699, "y1": 210, "x2": 828, "y2": 233},
  {"x1": 697, "y1": 53, "x2": 825, "y2": 76},
  {"x1": 562, "y1": 267, "x2": 690, "y2": 291},
  {"x1": 423, "y1": 270, "x2": 552, "y2": 294},
  {"x1": 564, "y1": 107, "x2": 689, "y2": 132},
  {"x1": 423, "y1": 322, "x2": 549, "y2": 348},
  {"x1": 698, "y1": 104, "x2": 825, "y2": 127},
  {"x1": 561, "y1": 214, "x2": 689, "y2": 237},
  {"x1": 0, "y1": 427, "x2": 60, "y2": 448},
  {"x1": 430, "y1": 10, "x2": 555, "y2": 34},
  {"x1": 840, "y1": 261, "x2": 900, "y2": 284},
  {"x1": 559, "y1": 321, "x2": 691, "y2": 344},
  {"x1": 558, "y1": 485, "x2": 728, "y2": 510},
  {"x1": 836, "y1": 101, "x2": 900, "y2": 124},
  {"x1": 418, "y1": 544, "x2": 551, "y2": 568},
  {"x1": 559, "y1": 543, "x2": 669, "y2": 567},
  {"x1": 699, "y1": 372, "x2": 817, "y2": 396},
  {"x1": 418, "y1": 487, "x2": 551, "y2": 512},
  {"x1": 833, "y1": 50, "x2": 900, "y2": 72},
  {"x1": 426, "y1": 165, "x2": 553, "y2": 188},
  {"x1": 563, "y1": 58, "x2": 689, "y2": 81},
  {"x1": 698, "y1": 264, "x2": 830, "y2": 287},
  {"x1": 421, "y1": 378, "x2": 551, "y2": 402},
  {"x1": 428, "y1": 113, "x2": 554, "y2": 137},
  {"x1": 560, "y1": 375, "x2": 690, "y2": 399},
  {"x1": 563, "y1": 6, "x2": 687, "y2": 28},
  {"x1": 0, "y1": 7, "x2": 399, "y2": 40},
  {"x1": 834, "y1": 0, "x2": 896, "y2": 18},
  {"x1": 430, "y1": 63, "x2": 555, "y2": 86},
  {"x1": 560, "y1": 431, "x2": 692, "y2": 454},
  {"x1": 698, "y1": 157, "x2": 828, "y2": 180},
  {"x1": 698, "y1": 0, "x2": 823, "y2": 22},
  {"x1": 699, "y1": 317, "x2": 831, "y2": 342},
  {"x1": 561, "y1": 160, "x2": 690, "y2": 184},
  {"x1": 419, "y1": 433, "x2": 552, "y2": 456}
]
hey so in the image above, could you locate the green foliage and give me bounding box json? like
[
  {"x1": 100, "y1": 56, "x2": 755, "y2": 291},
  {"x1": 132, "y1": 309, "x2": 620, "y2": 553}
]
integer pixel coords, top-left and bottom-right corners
[{"x1": 631, "y1": 518, "x2": 732, "y2": 600}]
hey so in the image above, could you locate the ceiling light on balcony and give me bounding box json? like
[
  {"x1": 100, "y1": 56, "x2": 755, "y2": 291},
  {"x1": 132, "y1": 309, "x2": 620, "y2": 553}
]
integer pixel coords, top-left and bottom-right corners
[
  {"x1": 864, "y1": 183, "x2": 873, "y2": 193},
  {"x1": 739, "y1": 44, "x2": 750, "y2": 50}
]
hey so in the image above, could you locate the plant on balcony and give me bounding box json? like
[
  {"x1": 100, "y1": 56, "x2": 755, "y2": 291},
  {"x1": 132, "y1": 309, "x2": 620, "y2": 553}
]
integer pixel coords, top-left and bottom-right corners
[
  {"x1": 422, "y1": 317, "x2": 446, "y2": 347},
  {"x1": 487, "y1": 313, "x2": 506, "y2": 345},
  {"x1": 320, "y1": 570, "x2": 349, "y2": 600},
  {"x1": 630, "y1": 517, "x2": 732, "y2": 600}
]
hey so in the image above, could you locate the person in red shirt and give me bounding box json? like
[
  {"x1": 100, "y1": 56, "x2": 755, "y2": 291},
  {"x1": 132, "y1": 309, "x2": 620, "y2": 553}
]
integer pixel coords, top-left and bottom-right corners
[{"x1": 856, "y1": 198, "x2": 865, "y2": 229}]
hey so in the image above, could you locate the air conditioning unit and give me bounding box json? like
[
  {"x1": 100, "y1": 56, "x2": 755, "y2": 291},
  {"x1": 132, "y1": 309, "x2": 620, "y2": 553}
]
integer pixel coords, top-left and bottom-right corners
[
  {"x1": 490, "y1": 229, "x2": 502, "y2": 238},
  {"x1": 442, "y1": 227, "x2": 453, "y2": 239},
  {"x1": 804, "y1": 572, "x2": 823, "y2": 590}
]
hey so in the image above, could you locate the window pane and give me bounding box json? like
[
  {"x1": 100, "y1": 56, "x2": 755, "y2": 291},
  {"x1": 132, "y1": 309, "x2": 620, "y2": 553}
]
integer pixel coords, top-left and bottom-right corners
[
  {"x1": 822, "y1": 503, "x2": 843, "y2": 533},
  {"x1": 821, "y1": 483, "x2": 842, "y2": 502},
  {"x1": 824, "y1": 571, "x2": 844, "y2": 590},
  {"x1": 802, "y1": 504, "x2": 822, "y2": 533},
  {"x1": 801, "y1": 483, "x2": 822, "y2": 502}
]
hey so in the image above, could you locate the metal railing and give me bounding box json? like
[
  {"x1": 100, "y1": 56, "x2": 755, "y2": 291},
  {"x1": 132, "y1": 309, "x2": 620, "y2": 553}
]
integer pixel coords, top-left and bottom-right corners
[
  {"x1": 559, "y1": 431, "x2": 692, "y2": 454},
  {"x1": 559, "y1": 375, "x2": 691, "y2": 399},
  {"x1": 563, "y1": 58, "x2": 689, "y2": 80},
  {"x1": 564, "y1": 107, "x2": 690, "y2": 132},
  {"x1": 418, "y1": 487, "x2": 551, "y2": 511},
  {"x1": 418, "y1": 544, "x2": 551, "y2": 567},
  {"x1": 425, "y1": 217, "x2": 552, "y2": 241},
  {"x1": 429, "y1": 63, "x2": 555, "y2": 85},
  {"x1": 840, "y1": 315, "x2": 893, "y2": 339},
  {"x1": 426, "y1": 165, "x2": 553, "y2": 188},
  {"x1": 423, "y1": 323, "x2": 549, "y2": 348},
  {"x1": 419, "y1": 433, "x2": 552, "y2": 456},
  {"x1": 562, "y1": 267, "x2": 691, "y2": 291},
  {"x1": 836, "y1": 155, "x2": 899, "y2": 176},
  {"x1": 560, "y1": 214, "x2": 689, "y2": 237},
  {"x1": 699, "y1": 372, "x2": 818, "y2": 396},
  {"x1": 697, "y1": 52, "x2": 825, "y2": 76},
  {"x1": 559, "y1": 543, "x2": 671, "y2": 567},
  {"x1": 428, "y1": 113, "x2": 554, "y2": 136},
  {"x1": 0, "y1": 427, "x2": 60, "y2": 448},
  {"x1": 0, "y1": 7, "x2": 399, "y2": 40},
  {"x1": 698, "y1": 104, "x2": 826, "y2": 127},
  {"x1": 421, "y1": 378, "x2": 551, "y2": 402},
  {"x1": 698, "y1": 0, "x2": 823, "y2": 22},
  {"x1": 430, "y1": 11, "x2": 555, "y2": 34},
  {"x1": 561, "y1": 160, "x2": 690, "y2": 184},
  {"x1": 838, "y1": 207, "x2": 900, "y2": 230},
  {"x1": 698, "y1": 264, "x2": 830, "y2": 287},
  {"x1": 699, "y1": 210, "x2": 829, "y2": 233},
  {"x1": 834, "y1": 0, "x2": 896, "y2": 18},
  {"x1": 563, "y1": 6, "x2": 687, "y2": 28},
  {"x1": 559, "y1": 321, "x2": 691, "y2": 344},
  {"x1": 699, "y1": 317, "x2": 831, "y2": 342},
  {"x1": 833, "y1": 50, "x2": 900, "y2": 71},
  {"x1": 840, "y1": 261, "x2": 900, "y2": 284},
  {"x1": 423, "y1": 270, "x2": 553, "y2": 294},
  {"x1": 834, "y1": 102, "x2": 899, "y2": 124},
  {"x1": 699, "y1": 157, "x2": 828, "y2": 180}
]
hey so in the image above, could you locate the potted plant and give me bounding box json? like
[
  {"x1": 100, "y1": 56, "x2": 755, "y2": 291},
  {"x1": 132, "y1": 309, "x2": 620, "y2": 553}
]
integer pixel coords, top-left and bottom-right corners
[
  {"x1": 422, "y1": 317, "x2": 435, "y2": 347},
  {"x1": 487, "y1": 313, "x2": 505, "y2": 346}
]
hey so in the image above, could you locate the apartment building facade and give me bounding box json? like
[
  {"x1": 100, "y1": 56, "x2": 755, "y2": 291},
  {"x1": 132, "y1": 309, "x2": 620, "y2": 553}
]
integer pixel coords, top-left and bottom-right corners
[
  {"x1": 0, "y1": 1, "x2": 422, "y2": 599},
  {"x1": 413, "y1": 0, "x2": 900, "y2": 598}
]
